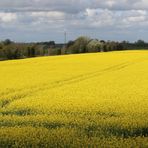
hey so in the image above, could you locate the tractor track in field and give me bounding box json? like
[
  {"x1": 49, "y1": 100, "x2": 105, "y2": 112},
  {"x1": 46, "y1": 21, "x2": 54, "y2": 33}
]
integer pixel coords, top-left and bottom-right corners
[{"x1": 1, "y1": 57, "x2": 148, "y2": 109}]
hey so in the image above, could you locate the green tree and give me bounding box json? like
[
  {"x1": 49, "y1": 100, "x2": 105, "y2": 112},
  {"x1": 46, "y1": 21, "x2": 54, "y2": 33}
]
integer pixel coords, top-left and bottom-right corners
[
  {"x1": 3, "y1": 39, "x2": 12, "y2": 46},
  {"x1": 3, "y1": 44, "x2": 21, "y2": 59},
  {"x1": 86, "y1": 39, "x2": 103, "y2": 53},
  {"x1": 67, "y1": 36, "x2": 91, "y2": 54}
]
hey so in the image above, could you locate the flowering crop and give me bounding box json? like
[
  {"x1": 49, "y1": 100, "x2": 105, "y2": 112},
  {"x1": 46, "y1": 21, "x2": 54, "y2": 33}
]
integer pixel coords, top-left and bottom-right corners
[{"x1": 0, "y1": 50, "x2": 148, "y2": 147}]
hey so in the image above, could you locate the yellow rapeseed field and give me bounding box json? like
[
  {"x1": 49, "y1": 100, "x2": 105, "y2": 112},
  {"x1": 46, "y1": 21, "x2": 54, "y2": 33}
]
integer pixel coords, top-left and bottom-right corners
[{"x1": 0, "y1": 50, "x2": 148, "y2": 147}]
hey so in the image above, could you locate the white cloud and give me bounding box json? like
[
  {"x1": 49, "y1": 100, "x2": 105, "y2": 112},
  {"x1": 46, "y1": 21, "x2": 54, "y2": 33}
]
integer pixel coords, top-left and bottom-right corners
[
  {"x1": 126, "y1": 16, "x2": 145, "y2": 22},
  {"x1": 0, "y1": 12, "x2": 17, "y2": 23},
  {"x1": 31, "y1": 11, "x2": 66, "y2": 20},
  {"x1": 0, "y1": 0, "x2": 148, "y2": 42},
  {"x1": 0, "y1": 0, "x2": 148, "y2": 13}
]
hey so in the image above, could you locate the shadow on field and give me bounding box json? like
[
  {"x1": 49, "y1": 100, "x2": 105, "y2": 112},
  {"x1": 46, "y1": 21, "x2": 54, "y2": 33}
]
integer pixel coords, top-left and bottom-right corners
[
  {"x1": 84, "y1": 124, "x2": 148, "y2": 138},
  {"x1": 1, "y1": 108, "x2": 35, "y2": 116},
  {"x1": 0, "y1": 111, "x2": 148, "y2": 139}
]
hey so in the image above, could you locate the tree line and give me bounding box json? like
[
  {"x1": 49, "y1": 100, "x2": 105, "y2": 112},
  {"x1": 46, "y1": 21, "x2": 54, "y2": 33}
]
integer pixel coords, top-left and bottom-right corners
[{"x1": 0, "y1": 37, "x2": 148, "y2": 61}]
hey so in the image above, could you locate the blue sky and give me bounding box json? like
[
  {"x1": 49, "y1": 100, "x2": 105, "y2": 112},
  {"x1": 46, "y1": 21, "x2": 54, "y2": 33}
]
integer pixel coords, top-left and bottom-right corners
[{"x1": 0, "y1": 0, "x2": 148, "y2": 43}]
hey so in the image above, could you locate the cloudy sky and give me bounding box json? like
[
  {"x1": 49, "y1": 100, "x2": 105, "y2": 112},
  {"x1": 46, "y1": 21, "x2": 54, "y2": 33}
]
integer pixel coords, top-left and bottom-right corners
[{"x1": 0, "y1": 0, "x2": 148, "y2": 42}]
